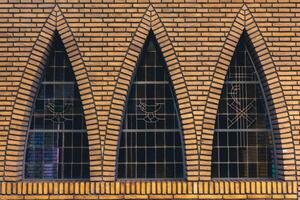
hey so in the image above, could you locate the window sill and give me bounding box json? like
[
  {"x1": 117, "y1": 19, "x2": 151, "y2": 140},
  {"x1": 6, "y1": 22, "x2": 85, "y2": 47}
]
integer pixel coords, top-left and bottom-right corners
[{"x1": 0, "y1": 180, "x2": 296, "y2": 199}]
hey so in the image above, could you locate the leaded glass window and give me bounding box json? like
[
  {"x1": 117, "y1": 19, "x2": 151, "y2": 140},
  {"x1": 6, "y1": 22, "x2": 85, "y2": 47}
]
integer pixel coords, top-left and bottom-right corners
[
  {"x1": 24, "y1": 32, "x2": 90, "y2": 179},
  {"x1": 117, "y1": 31, "x2": 185, "y2": 179},
  {"x1": 211, "y1": 32, "x2": 276, "y2": 178}
]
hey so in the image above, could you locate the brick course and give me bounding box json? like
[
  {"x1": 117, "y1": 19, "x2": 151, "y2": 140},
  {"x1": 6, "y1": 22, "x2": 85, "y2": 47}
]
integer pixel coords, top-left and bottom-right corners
[{"x1": 0, "y1": 0, "x2": 299, "y2": 199}]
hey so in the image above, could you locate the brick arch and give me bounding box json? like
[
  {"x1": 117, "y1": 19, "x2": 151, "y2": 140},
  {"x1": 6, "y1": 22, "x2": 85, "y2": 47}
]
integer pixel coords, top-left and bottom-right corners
[
  {"x1": 4, "y1": 5, "x2": 101, "y2": 181},
  {"x1": 103, "y1": 5, "x2": 199, "y2": 181},
  {"x1": 201, "y1": 4, "x2": 296, "y2": 181}
]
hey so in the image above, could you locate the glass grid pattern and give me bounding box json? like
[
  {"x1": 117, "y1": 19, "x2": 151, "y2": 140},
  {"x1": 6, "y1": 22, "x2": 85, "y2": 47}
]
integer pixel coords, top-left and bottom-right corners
[
  {"x1": 25, "y1": 32, "x2": 90, "y2": 180},
  {"x1": 117, "y1": 32, "x2": 185, "y2": 179},
  {"x1": 211, "y1": 33, "x2": 276, "y2": 179}
]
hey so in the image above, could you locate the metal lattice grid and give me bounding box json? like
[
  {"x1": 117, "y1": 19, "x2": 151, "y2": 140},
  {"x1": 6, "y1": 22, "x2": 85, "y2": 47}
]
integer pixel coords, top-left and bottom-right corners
[
  {"x1": 211, "y1": 32, "x2": 276, "y2": 179},
  {"x1": 117, "y1": 31, "x2": 185, "y2": 180},
  {"x1": 24, "y1": 32, "x2": 90, "y2": 180}
]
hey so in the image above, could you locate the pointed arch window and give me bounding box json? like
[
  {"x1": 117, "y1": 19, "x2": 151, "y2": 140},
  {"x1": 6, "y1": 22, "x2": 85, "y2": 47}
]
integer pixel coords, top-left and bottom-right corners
[
  {"x1": 212, "y1": 32, "x2": 276, "y2": 179},
  {"x1": 117, "y1": 31, "x2": 185, "y2": 179},
  {"x1": 24, "y1": 32, "x2": 90, "y2": 180}
]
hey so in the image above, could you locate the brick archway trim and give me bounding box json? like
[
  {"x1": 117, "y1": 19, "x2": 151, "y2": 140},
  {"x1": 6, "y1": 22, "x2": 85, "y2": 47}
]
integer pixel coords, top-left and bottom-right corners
[
  {"x1": 200, "y1": 4, "x2": 296, "y2": 181},
  {"x1": 4, "y1": 5, "x2": 102, "y2": 181},
  {"x1": 103, "y1": 5, "x2": 199, "y2": 181}
]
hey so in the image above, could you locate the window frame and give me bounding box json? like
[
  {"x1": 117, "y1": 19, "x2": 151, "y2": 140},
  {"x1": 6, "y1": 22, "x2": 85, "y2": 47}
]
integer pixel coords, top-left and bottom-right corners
[
  {"x1": 116, "y1": 30, "x2": 187, "y2": 181},
  {"x1": 211, "y1": 32, "x2": 278, "y2": 180},
  {"x1": 23, "y1": 32, "x2": 90, "y2": 181}
]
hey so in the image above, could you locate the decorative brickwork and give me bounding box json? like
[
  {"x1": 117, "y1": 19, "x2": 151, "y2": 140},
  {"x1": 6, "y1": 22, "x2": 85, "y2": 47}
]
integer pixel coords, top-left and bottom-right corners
[{"x1": 0, "y1": 1, "x2": 299, "y2": 199}]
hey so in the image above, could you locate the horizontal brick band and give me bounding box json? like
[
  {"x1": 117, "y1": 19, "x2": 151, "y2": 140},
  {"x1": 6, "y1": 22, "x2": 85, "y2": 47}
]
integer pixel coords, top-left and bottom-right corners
[{"x1": 0, "y1": 181, "x2": 296, "y2": 197}]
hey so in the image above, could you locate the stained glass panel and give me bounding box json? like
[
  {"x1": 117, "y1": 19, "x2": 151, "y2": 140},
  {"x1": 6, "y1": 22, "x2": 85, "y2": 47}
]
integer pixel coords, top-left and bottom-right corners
[
  {"x1": 212, "y1": 32, "x2": 276, "y2": 178},
  {"x1": 117, "y1": 31, "x2": 185, "y2": 179},
  {"x1": 25, "y1": 32, "x2": 90, "y2": 179}
]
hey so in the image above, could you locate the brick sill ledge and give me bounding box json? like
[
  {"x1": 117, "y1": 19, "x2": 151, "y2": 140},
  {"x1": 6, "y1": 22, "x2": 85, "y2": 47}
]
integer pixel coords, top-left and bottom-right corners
[
  {"x1": 0, "y1": 181, "x2": 296, "y2": 197},
  {"x1": 0, "y1": 194, "x2": 298, "y2": 200}
]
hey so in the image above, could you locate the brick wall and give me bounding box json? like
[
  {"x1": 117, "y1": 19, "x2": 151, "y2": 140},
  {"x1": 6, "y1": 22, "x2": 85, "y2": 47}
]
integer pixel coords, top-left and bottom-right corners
[{"x1": 0, "y1": 0, "x2": 299, "y2": 199}]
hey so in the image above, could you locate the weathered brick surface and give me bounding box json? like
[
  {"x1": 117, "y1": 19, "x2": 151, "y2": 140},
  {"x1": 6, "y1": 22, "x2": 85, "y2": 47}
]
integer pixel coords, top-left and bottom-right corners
[{"x1": 0, "y1": 0, "x2": 299, "y2": 199}]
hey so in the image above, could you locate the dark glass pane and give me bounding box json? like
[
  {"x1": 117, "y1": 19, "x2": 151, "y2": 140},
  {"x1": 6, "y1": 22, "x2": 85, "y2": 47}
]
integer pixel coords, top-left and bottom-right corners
[
  {"x1": 117, "y1": 31, "x2": 185, "y2": 179},
  {"x1": 147, "y1": 164, "x2": 155, "y2": 178},
  {"x1": 137, "y1": 164, "x2": 146, "y2": 178},
  {"x1": 220, "y1": 164, "x2": 228, "y2": 177},
  {"x1": 229, "y1": 164, "x2": 238, "y2": 178},
  {"x1": 212, "y1": 32, "x2": 276, "y2": 179},
  {"x1": 25, "y1": 31, "x2": 90, "y2": 180},
  {"x1": 72, "y1": 164, "x2": 81, "y2": 178}
]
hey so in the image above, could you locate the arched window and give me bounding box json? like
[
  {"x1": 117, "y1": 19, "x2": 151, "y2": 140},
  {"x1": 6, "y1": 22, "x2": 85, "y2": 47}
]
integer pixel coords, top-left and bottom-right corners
[
  {"x1": 212, "y1": 32, "x2": 276, "y2": 178},
  {"x1": 24, "y1": 32, "x2": 90, "y2": 179},
  {"x1": 117, "y1": 31, "x2": 185, "y2": 179}
]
